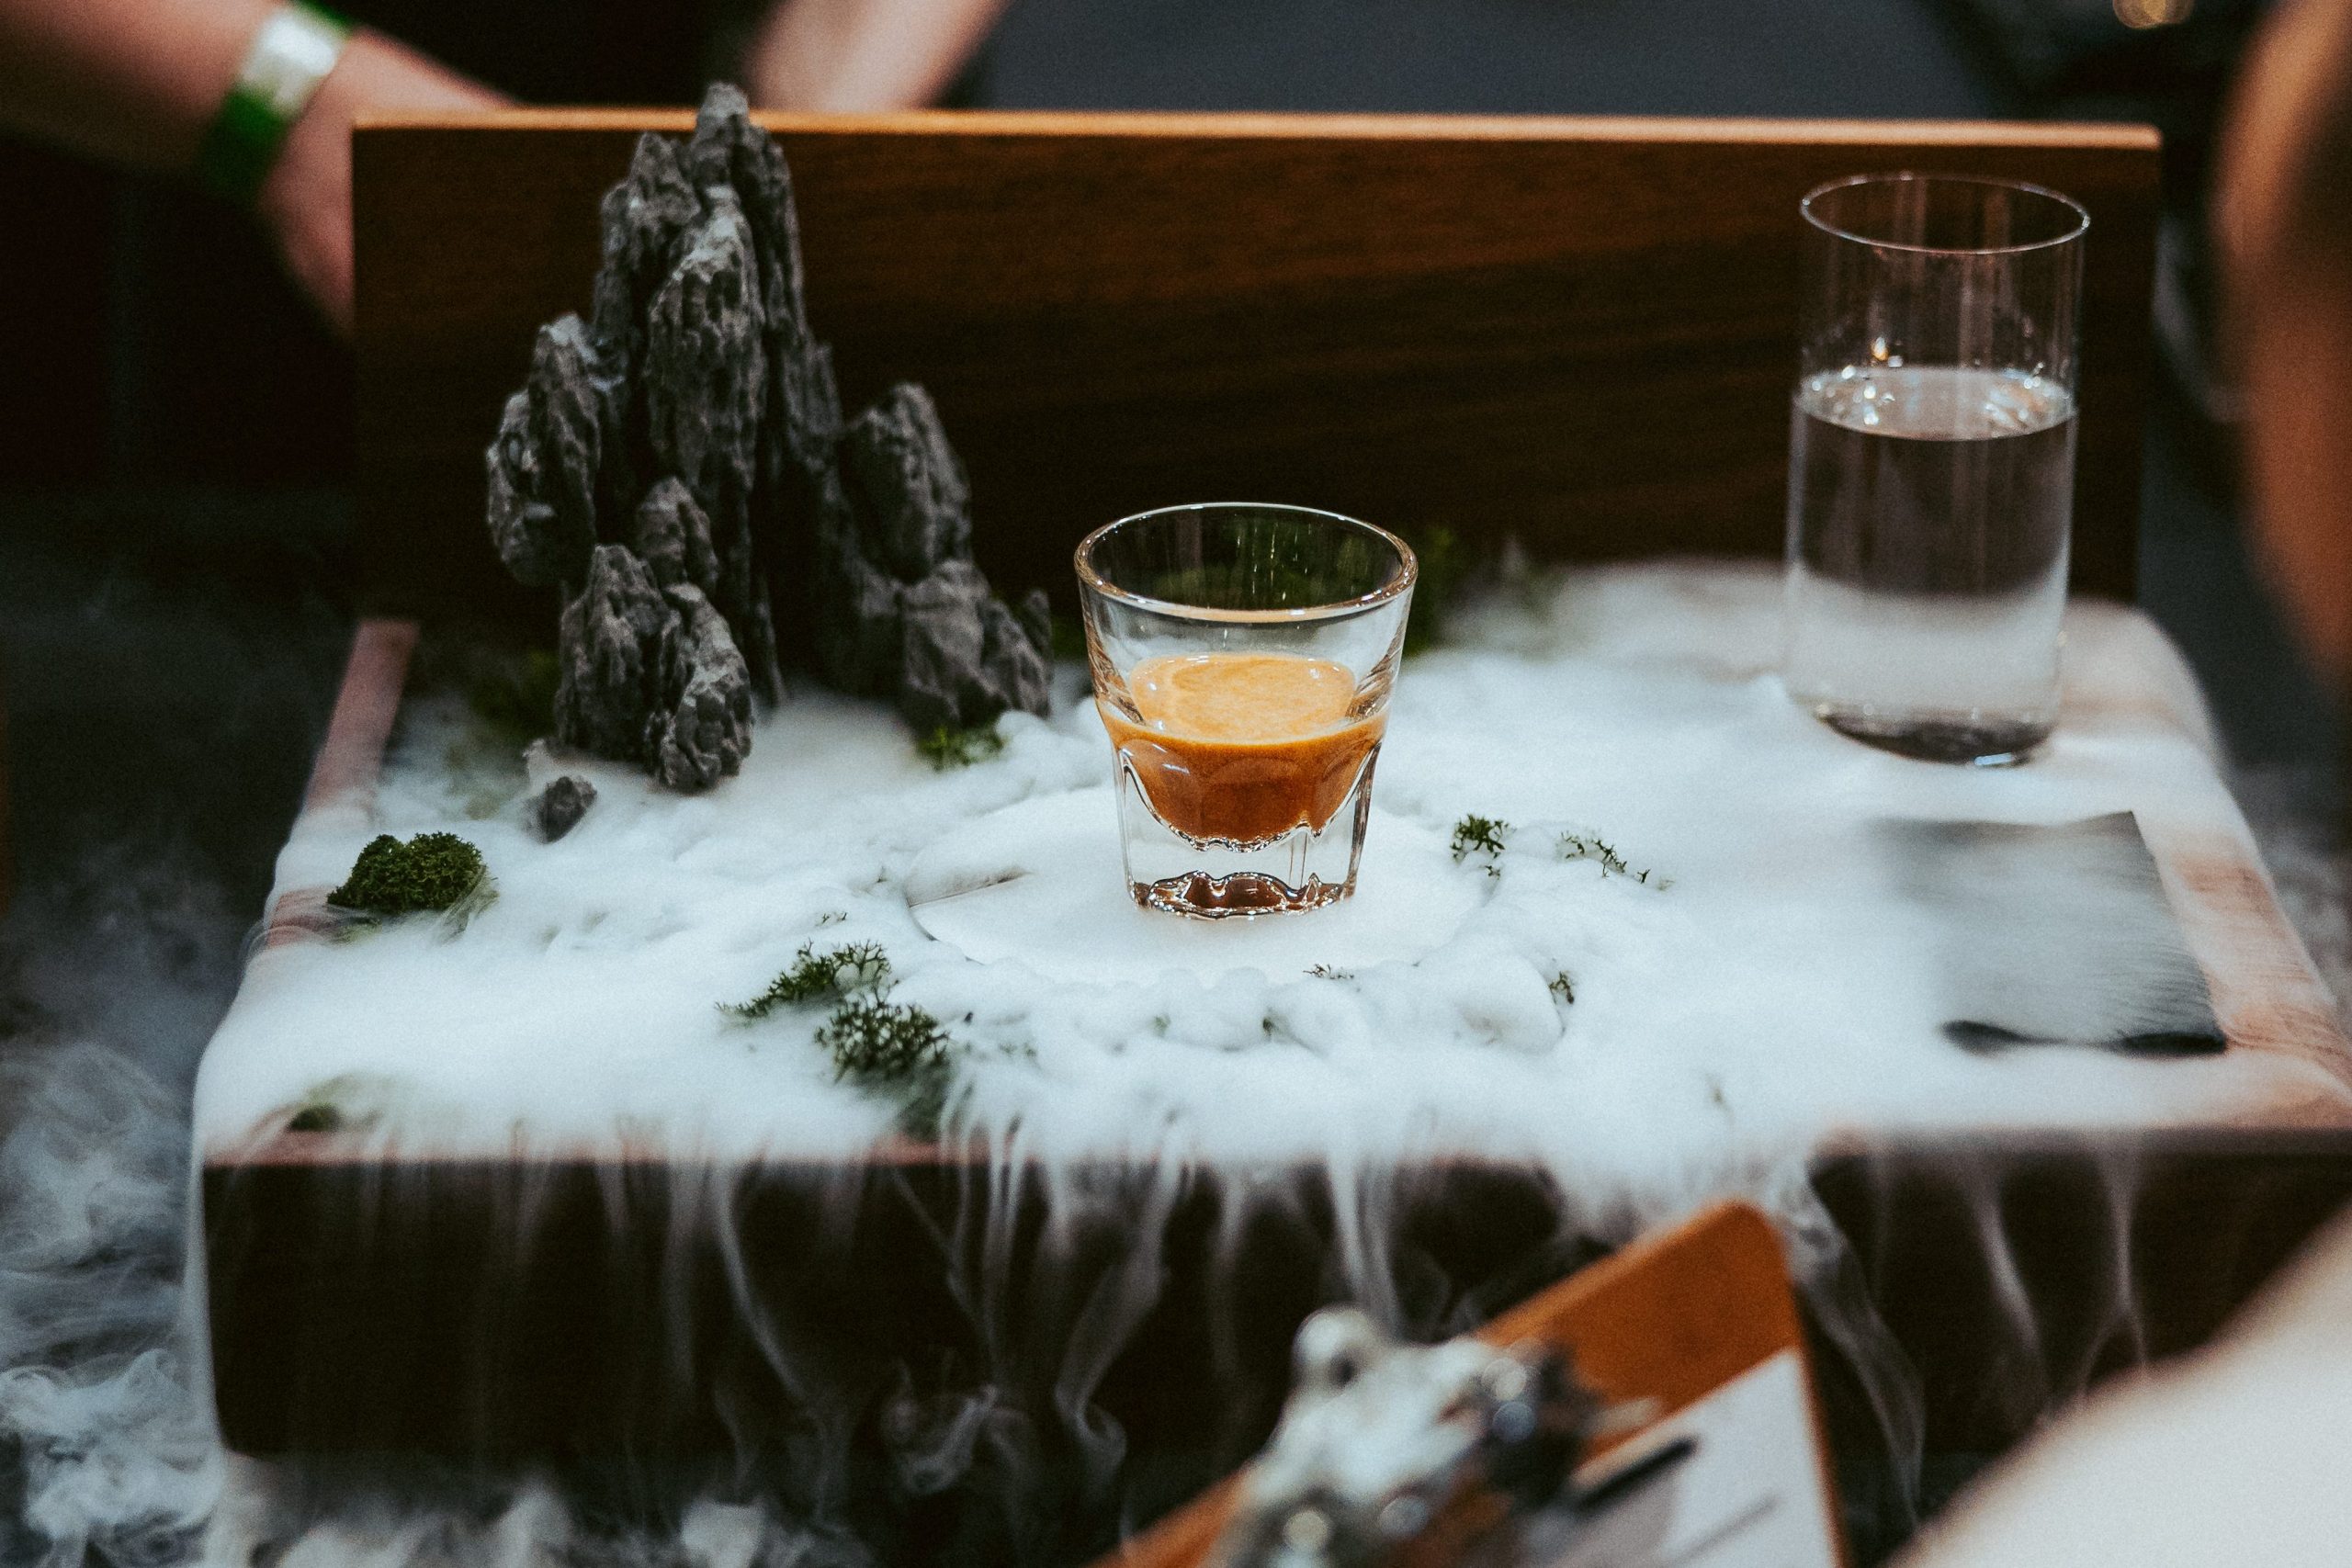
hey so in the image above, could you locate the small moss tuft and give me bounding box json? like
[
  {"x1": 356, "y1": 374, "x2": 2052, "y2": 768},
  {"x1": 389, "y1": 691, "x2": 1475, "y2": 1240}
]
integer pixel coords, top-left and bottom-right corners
[
  {"x1": 1450, "y1": 815, "x2": 1510, "y2": 877},
  {"x1": 821, "y1": 997, "x2": 953, "y2": 1084},
  {"x1": 820, "y1": 997, "x2": 957, "y2": 1137},
  {"x1": 725, "y1": 942, "x2": 891, "y2": 1019},
  {"x1": 330, "y1": 832, "x2": 493, "y2": 917},
  {"x1": 1557, "y1": 831, "x2": 1668, "y2": 887},
  {"x1": 917, "y1": 724, "x2": 1005, "y2": 771}
]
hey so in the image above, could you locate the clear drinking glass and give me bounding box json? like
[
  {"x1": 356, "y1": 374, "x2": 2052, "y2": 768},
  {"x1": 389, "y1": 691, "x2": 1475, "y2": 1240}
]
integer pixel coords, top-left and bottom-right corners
[
  {"x1": 1782, "y1": 173, "x2": 2089, "y2": 765},
  {"x1": 1076, "y1": 503, "x2": 1417, "y2": 918}
]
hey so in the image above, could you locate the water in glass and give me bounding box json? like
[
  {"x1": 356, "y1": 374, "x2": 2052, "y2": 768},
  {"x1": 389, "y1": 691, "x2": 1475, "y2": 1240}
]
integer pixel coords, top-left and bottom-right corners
[{"x1": 1782, "y1": 363, "x2": 2076, "y2": 765}]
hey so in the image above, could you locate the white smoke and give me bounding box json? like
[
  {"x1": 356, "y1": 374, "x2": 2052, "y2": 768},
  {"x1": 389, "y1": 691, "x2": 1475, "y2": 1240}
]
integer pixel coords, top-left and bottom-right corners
[
  {"x1": 0, "y1": 850, "x2": 244, "y2": 1568},
  {"x1": 1, "y1": 582, "x2": 2343, "y2": 1568},
  {"x1": 2233, "y1": 760, "x2": 2349, "y2": 1021}
]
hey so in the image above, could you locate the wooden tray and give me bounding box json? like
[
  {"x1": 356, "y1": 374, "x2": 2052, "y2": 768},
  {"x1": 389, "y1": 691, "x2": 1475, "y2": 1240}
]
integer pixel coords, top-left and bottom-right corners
[
  {"x1": 198, "y1": 112, "x2": 2349, "y2": 1562},
  {"x1": 203, "y1": 611, "x2": 2352, "y2": 1476}
]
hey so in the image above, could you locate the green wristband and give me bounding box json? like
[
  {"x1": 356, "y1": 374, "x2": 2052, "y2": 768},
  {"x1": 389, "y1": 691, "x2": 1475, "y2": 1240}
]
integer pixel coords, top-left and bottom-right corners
[{"x1": 196, "y1": 2, "x2": 355, "y2": 206}]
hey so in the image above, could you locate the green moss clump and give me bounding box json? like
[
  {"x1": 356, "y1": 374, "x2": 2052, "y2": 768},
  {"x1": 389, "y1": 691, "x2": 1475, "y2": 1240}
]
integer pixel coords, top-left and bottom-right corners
[
  {"x1": 820, "y1": 997, "x2": 952, "y2": 1084},
  {"x1": 1450, "y1": 814, "x2": 1510, "y2": 877},
  {"x1": 725, "y1": 942, "x2": 891, "y2": 1019},
  {"x1": 917, "y1": 724, "x2": 1006, "y2": 771},
  {"x1": 819, "y1": 997, "x2": 956, "y2": 1137},
  {"x1": 727, "y1": 947, "x2": 974, "y2": 1136},
  {"x1": 330, "y1": 832, "x2": 493, "y2": 917}
]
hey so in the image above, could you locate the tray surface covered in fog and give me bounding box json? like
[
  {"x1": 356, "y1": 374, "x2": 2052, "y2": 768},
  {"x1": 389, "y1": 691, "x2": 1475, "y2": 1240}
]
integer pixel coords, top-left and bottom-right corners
[{"x1": 194, "y1": 564, "x2": 2352, "y2": 1181}]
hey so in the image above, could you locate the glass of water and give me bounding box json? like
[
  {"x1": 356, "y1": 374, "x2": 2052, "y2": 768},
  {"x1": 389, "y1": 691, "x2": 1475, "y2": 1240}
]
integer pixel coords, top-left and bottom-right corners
[{"x1": 1782, "y1": 173, "x2": 2088, "y2": 765}]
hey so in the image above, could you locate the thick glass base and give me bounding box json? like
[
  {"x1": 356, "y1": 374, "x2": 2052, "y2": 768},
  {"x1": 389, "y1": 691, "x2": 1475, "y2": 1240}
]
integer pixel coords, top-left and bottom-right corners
[
  {"x1": 1813, "y1": 704, "x2": 2052, "y2": 767},
  {"x1": 1116, "y1": 749, "x2": 1377, "y2": 919},
  {"x1": 1131, "y1": 870, "x2": 1352, "y2": 918}
]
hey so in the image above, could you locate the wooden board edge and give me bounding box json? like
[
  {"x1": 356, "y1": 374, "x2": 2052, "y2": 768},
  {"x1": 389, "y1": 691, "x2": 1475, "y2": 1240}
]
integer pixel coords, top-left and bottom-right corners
[
  {"x1": 303, "y1": 617, "x2": 420, "y2": 812},
  {"x1": 217, "y1": 1118, "x2": 2352, "y2": 1170},
  {"x1": 1481, "y1": 1200, "x2": 1796, "y2": 1352},
  {"x1": 352, "y1": 108, "x2": 2160, "y2": 154}
]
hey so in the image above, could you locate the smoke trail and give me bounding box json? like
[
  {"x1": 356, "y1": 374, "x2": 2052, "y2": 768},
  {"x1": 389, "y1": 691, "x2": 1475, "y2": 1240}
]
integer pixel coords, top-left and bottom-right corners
[
  {"x1": 1, "y1": 682, "x2": 2339, "y2": 1566},
  {"x1": 2234, "y1": 760, "x2": 2349, "y2": 1017},
  {"x1": 0, "y1": 849, "x2": 247, "y2": 1568}
]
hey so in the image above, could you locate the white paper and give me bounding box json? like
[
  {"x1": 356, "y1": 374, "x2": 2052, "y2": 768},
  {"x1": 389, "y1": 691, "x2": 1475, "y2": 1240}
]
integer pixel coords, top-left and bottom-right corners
[{"x1": 1534, "y1": 1349, "x2": 1839, "y2": 1568}]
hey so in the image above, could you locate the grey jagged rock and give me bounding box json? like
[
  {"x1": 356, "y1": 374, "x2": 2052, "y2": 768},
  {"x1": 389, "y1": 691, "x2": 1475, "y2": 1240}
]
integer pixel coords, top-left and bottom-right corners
[
  {"x1": 533, "y1": 775, "x2": 597, "y2": 841},
  {"x1": 552, "y1": 546, "x2": 753, "y2": 792},
  {"x1": 631, "y1": 478, "x2": 719, "y2": 597},
  {"x1": 486, "y1": 83, "x2": 1049, "y2": 791},
  {"x1": 640, "y1": 183, "x2": 779, "y2": 699},
  {"x1": 899, "y1": 563, "x2": 1056, "y2": 732},
  {"x1": 843, "y1": 382, "x2": 971, "y2": 580},
  {"x1": 681, "y1": 84, "x2": 799, "y2": 328},
  {"x1": 816, "y1": 385, "x2": 1053, "y2": 728},
  {"x1": 553, "y1": 546, "x2": 675, "y2": 763},
  {"x1": 591, "y1": 131, "x2": 699, "y2": 370},
  {"x1": 487, "y1": 315, "x2": 603, "y2": 589},
  {"x1": 652, "y1": 584, "x2": 753, "y2": 790}
]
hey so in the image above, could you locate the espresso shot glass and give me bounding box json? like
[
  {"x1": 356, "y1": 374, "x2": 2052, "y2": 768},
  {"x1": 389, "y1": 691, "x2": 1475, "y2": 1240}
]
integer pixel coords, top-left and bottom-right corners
[{"x1": 1075, "y1": 503, "x2": 1417, "y2": 919}]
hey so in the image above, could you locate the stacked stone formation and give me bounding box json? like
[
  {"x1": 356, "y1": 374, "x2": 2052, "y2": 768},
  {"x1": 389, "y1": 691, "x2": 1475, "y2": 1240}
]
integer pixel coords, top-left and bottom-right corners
[{"x1": 486, "y1": 84, "x2": 1051, "y2": 791}]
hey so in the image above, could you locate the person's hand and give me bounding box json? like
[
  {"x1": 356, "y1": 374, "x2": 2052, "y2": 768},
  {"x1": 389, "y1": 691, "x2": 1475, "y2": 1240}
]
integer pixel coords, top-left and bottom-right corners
[
  {"x1": 254, "y1": 29, "x2": 506, "y2": 335},
  {"x1": 743, "y1": 0, "x2": 1007, "y2": 111}
]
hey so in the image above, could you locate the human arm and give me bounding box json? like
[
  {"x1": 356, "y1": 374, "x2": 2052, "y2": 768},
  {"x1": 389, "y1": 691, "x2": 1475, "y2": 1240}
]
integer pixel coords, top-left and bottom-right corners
[
  {"x1": 741, "y1": 0, "x2": 1009, "y2": 111},
  {"x1": 2216, "y1": 0, "x2": 2352, "y2": 686},
  {"x1": 0, "y1": 0, "x2": 507, "y2": 332}
]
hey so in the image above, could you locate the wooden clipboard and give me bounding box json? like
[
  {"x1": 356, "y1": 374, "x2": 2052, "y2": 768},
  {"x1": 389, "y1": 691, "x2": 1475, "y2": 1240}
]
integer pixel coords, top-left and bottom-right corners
[{"x1": 1096, "y1": 1200, "x2": 1843, "y2": 1568}]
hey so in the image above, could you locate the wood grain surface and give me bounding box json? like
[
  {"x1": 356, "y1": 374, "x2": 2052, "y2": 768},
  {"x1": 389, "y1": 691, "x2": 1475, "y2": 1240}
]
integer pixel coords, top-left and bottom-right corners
[{"x1": 353, "y1": 111, "x2": 2160, "y2": 625}]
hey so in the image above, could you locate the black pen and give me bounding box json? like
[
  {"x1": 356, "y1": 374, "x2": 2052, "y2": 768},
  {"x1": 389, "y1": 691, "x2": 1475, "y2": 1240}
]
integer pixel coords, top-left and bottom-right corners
[{"x1": 1574, "y1": 1435, "x2": 1700, "y2": 1517}]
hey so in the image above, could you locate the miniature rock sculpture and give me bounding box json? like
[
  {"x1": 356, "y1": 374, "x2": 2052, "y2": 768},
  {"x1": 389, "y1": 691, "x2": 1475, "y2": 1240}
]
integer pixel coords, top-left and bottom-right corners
[{"x1": 487, "y1": 84, "x2": 1050, "y2": 791}]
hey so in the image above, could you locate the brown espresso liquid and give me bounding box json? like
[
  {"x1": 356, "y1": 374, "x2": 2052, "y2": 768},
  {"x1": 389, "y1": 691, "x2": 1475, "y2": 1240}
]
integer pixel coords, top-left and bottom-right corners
[{"x1": 1098, "y1": 652, "x2": 1385, "y2": 844}]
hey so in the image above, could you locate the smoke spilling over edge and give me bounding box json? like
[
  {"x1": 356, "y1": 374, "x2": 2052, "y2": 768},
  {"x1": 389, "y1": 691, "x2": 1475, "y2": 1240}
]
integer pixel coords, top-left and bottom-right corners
[{"x1": 1, "y1": 498, "x2": 2343, "y2": 1565}]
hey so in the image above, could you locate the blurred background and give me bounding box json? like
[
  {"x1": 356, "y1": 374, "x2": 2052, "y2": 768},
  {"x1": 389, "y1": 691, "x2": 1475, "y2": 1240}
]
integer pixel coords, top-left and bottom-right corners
[{"x1": 0, "y1": 4, "x2": 2344, "y2": 1562}]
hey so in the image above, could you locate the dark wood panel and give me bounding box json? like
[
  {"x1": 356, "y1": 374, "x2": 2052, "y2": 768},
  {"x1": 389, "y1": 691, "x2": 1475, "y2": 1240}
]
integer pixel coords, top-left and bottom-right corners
[
  {"x1": 204, "y1": 1155, "x2": 1607, "y2": 1562},
  {"x1": 354, "y1": 111, "x2": 2159, "y2": 625},
  {"x1": 203, "y1": 1136, "x2": 2352, "y2": 1562}
]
